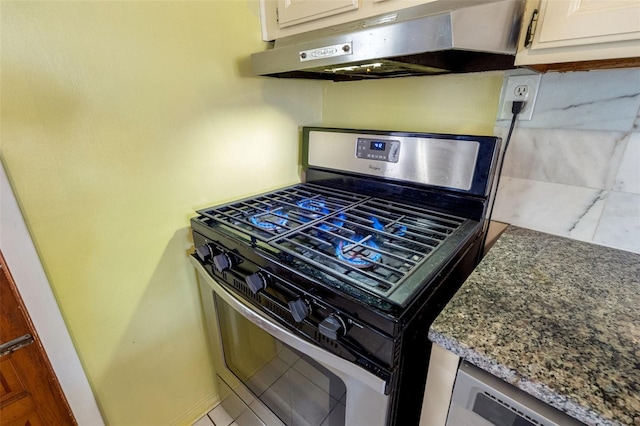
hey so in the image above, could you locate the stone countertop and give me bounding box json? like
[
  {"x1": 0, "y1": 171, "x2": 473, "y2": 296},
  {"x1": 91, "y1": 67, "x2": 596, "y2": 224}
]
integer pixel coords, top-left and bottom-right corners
[{"x1": 428, "y1": 226, "x2": 640, "y2": 426}]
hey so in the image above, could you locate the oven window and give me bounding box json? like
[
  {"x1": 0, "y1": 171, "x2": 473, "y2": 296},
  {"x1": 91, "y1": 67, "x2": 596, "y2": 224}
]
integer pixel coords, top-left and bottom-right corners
[{"x1": 215, "y1": 294, "x2": 346, "y2": 426}]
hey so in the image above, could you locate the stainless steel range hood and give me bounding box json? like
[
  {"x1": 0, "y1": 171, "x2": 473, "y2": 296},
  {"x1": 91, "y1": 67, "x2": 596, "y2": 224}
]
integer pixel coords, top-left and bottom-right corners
[{"x1": 251, "y1": 0, "x2": 525, "y2": 81}]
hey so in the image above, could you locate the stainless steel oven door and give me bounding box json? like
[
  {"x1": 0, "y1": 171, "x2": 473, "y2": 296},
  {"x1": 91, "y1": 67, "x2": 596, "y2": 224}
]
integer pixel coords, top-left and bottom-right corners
[{"x1": 191, "y1": 258, "x2": 389, "y2": 426}]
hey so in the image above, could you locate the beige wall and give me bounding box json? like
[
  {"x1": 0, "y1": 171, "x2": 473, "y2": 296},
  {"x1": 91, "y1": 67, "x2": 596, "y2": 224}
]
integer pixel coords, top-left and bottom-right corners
[
  {"x1": 322, "y1": 72, "x2": 504, "y2": 135},
  {"x1": 0, "y1": 1, "x2": 321, "y2": 424}
]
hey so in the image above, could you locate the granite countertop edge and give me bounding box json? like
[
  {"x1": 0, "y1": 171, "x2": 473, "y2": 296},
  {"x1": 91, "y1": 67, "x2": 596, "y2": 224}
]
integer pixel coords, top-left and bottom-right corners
[
  {"x1": 427, "y1": 225, "x2": 640, "y2": 426},
  {"x1": 428, "y1": 329, "x2": 617, "y2": 426}
]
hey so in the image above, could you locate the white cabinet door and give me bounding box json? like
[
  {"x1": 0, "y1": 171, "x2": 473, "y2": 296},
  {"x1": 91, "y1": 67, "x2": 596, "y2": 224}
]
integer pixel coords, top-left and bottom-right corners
[
  {"x1": 536, "y1": 0, "x2": 640, "y2": 47},
  {"x1": 516, "y1": 0, "x2": 640, "y2": 66},
  {"x1": 260, "y1": 0, "x2": 497, "y2": 41},
  {"x1": 277, "y1": 0, "x2": 359, "y2": 28}
]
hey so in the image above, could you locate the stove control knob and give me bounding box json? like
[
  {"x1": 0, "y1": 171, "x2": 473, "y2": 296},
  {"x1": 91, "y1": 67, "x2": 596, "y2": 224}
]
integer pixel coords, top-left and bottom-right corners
[
  {"x1": 288, "y1": 299, "x2": 310, "y2": 323},
  {"x1": 195, "y1": 244, "x2": 214, "y2": 263},
  {"x1": 246, "y1": 273, "x2": 267, "y2": 294},
  {"x1": 319, "y1": 315, "x2": 346, "y2": 340},
  {"x1": 212, "y1": 253, "x2": 233, "y2": 272}
]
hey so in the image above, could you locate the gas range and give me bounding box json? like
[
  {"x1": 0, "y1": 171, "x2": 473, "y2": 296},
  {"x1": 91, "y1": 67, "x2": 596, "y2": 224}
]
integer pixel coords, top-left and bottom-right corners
[{"x1": 190, "y1": 127, "x2": 500, "y2": 426}]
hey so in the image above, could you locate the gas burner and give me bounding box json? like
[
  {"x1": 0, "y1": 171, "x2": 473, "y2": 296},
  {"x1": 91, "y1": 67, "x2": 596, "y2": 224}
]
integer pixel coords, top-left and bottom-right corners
[
  {"x1": 297, "y1": 198, "x2": 329, "y2": 217},
  {"x1": 371, "y1": 217, "x2": 407, "y2": 236},
  {"x1": 335, "y1": 235, "x2": 382, "y2": 269},
  {"x1": 298, "y1": 199, "x2": 346, "y2": 231},
  {"x1": 250, "y1": 210, "x2": 288, "y2": 230}
]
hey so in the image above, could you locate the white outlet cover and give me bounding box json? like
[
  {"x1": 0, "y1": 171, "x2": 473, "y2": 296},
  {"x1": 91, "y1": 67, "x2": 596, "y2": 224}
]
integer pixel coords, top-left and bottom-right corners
[{"x1": 497, "y1": 71, "x2": 542, "y2": 121}]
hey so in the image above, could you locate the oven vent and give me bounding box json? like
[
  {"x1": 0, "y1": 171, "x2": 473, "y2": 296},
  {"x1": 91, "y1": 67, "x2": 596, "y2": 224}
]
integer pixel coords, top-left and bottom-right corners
[
  {"x1": 314, "y1": 330, "x2": 340, "y2": 350},
  {"x1": 230, "y1": 277, "x2": 296, "y2": 323},
  {"x1": 232, "y1": 278, "x2": 261, "y2": 303},
  {"x1": 264, "y1": 298, "x2": 295, "y2": 323}
]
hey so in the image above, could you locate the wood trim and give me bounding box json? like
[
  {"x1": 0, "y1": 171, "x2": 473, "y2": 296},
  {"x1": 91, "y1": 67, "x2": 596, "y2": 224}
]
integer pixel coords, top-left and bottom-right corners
[
  {"x1": 523, "y1": 57, "x2": 640, "y2": 73},
  {"x1": 1, "y1": 251, "x2": 77, "y2": 425}
]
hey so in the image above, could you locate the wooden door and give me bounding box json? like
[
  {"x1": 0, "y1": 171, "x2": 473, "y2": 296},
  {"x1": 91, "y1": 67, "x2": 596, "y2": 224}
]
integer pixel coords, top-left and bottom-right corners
[{"x1": 0, "y1": 251, "x2": 76, "y2": 426}]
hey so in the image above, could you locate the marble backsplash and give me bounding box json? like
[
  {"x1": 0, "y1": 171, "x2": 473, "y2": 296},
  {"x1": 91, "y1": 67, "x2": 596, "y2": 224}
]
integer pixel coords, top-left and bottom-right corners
[{"x1": 492, "y1": 68, "x2": 640, "y2": 254}]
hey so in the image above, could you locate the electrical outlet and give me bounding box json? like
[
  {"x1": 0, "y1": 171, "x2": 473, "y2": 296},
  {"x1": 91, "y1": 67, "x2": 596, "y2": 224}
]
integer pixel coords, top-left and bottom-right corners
[
  {"x1": 497, "y1": 72, "x2": 541, "y2": 120},
  {"x1": 514, "y1": 85, "x2": 528, "y2": 98}
]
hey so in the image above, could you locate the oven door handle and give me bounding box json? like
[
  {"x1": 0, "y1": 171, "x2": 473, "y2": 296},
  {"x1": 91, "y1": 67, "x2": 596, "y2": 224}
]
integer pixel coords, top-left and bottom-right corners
[{"x1": 190, "y1": 256, "x2": 388, "y2": 395}]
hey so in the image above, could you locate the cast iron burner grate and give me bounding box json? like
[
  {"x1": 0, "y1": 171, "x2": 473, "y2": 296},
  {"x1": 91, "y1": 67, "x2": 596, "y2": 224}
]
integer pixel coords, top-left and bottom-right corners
[
  {"x1": 197, "y1": 183, "x2": 468, "y2": 297},
  {"x1": 271, "y1": 197, "x2": 466, "y2": 297},
  {"x1": 196, "y1": 183, "x2": 366, "y2": 241}
]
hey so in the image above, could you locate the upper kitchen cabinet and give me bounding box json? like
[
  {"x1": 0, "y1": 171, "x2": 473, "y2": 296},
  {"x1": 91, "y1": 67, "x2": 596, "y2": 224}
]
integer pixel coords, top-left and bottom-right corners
[
  {"x1": 259, "y1": 0, "x2": 505, "y2": 41},
  {"x1": 515, "y1": 0, "x2": 640, "y2": 71},
  {"x1": 276, "y1": 0, "x2": 359, "y2": 29}
]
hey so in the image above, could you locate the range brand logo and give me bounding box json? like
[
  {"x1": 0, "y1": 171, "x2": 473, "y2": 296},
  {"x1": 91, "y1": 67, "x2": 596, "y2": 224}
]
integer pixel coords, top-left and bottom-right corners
[{"x1": 311, "y1": 47, "x2": 338, "y2": 58}]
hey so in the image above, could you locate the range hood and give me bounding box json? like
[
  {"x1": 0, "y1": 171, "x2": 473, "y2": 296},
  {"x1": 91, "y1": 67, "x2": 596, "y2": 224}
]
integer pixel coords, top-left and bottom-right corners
[{"x1": 251, "y1": 0, "x2": 525, "y2": 81}]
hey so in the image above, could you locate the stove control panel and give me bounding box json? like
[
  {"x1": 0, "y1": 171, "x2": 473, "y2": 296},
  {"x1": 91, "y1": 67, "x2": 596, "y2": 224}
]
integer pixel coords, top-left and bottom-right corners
[
  {"x1": 355, "y1": 138, "x2": 400, "y2": 163},
  {"x1": 246, "y1": 272, "x2": 268, "y2": 294},
  {"x1": 319, "y1": 314, "x2": 346, "y2": 340},
  {"x1": 288, "y1": 298, "x2": 311, "y2": 323},
  {"x1": 213, "y1": 252, "x2": 233, "y2": 272},
  {"x1": 195, "y1": 244, "x2": 214, "y2": 263}
]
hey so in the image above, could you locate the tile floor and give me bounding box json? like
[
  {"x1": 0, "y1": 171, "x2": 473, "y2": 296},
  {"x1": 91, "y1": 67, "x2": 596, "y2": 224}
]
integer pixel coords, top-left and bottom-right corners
[
  {"x1": 192, "y1": 403, "x2": 242, "y2": 426},
  {"x1": 193, "y1": 344, "x2": 346, "y2": 426}
]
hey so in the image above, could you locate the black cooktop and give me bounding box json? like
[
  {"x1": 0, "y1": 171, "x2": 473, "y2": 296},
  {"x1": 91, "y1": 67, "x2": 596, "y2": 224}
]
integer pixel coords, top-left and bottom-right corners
[{"x1": 196, "y1": 182, "x2": 480, "y2": 307}]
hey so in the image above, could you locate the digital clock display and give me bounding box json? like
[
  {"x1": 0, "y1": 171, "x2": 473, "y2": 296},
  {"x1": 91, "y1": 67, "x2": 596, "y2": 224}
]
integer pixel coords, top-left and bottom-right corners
[
  {"x1": 356, "y1": 138, "x2": 400, "y2": 162},
  {"x1": 370, "y1": 141, "x2": 386, "y2": 151}
]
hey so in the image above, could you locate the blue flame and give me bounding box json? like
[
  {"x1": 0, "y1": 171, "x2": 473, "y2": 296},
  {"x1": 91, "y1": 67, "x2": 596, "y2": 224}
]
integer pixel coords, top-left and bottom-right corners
[
  {"x1": 335, "y1": 235, "x2": 382, "y2": 267},
  {"x1": 297, "y1": 199, "x2": 329, "y2": 216},
  {"x1": 250, "y1": 211, "x2": 288, "y2": 230},
  {"x1": 370, "y1": 216, "x2": 406, "y2": 236}
]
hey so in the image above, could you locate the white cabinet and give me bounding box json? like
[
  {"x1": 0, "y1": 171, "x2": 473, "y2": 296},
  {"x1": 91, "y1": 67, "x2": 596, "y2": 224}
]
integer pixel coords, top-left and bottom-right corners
[
  {"x1": 259, "y1": 0, "x2": 502, "y2": 41},
  {"x1": 515, "y1": 0, "x2": 640, "y2": 69},
  {"x1": 276, "y1": 0, "x2": 359, "y2": 28}
]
